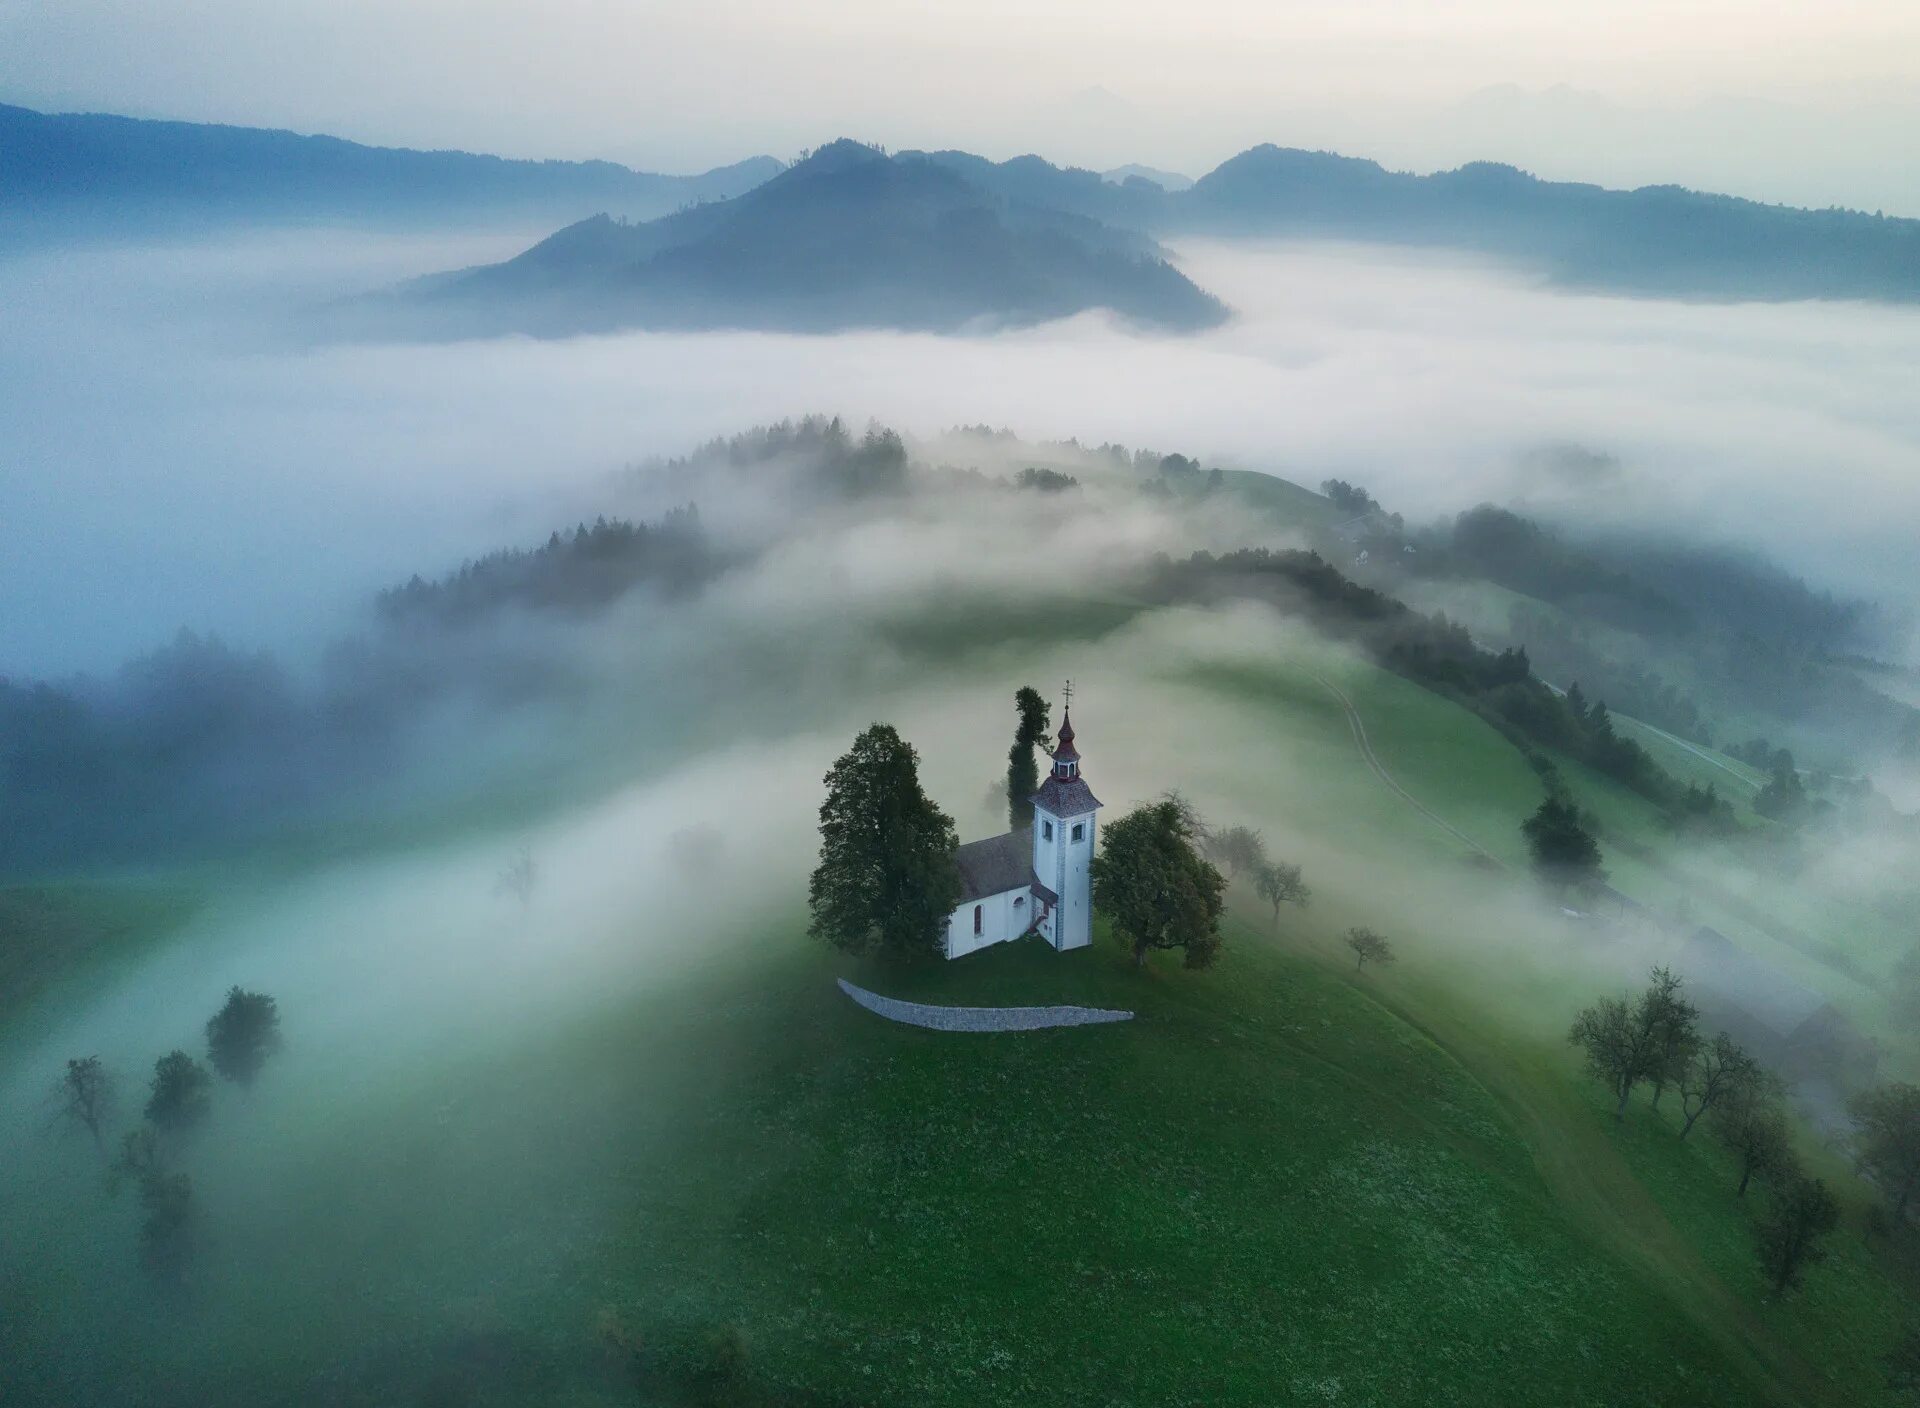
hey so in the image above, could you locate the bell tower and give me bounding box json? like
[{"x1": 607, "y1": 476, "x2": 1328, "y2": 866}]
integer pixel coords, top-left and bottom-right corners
[{"x1": 1030, "y1": 683, "x2": 1102, "y2": 951}]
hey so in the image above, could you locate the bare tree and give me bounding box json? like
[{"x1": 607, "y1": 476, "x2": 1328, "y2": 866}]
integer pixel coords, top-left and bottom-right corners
[
  {"x1": 1755, "y1": 1174, "x2": 1839, "y2": 1295},
  {"x1": 1254, "y1": 862, "x2": 1311, "y2": 930},
  {"x1": 1849, "y1": 1082, "x2": 1920, "y2": 1226},
  {"x1": 1677, "y1": 1033, "x2": 1762, "y2": 1139},
  {"x1": 51, "y1": 1055, "x2": 113, "y2": 1151},
  {"x1": 1713, "y1": 1073, "x2": 1794, "y2": 1196},
  {"x1": 1344, "y1": 927, "x2": 1394, "y2": 972}
]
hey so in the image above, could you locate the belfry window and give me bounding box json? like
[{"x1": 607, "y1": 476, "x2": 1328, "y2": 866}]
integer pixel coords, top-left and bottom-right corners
[
  {"x1": 1071, "y1": 823, "x2": 1085, "y2": 843},
  {"x1": 973, "y1": 905, "x2": 983, "y2": 935},
  {"x1": 1042, "y1": 820, "x2": 1054, "y2": 841}
]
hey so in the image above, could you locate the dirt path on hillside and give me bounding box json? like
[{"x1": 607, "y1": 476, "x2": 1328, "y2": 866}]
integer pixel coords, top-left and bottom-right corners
[{"x1": 1310, "y1": 674, "x2": 1506, "y2": 867}]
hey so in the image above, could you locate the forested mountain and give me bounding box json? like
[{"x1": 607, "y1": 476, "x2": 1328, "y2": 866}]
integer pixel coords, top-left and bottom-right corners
[
  {"x1": 909, "y1": 144, "x2": 1920, "y2": 303},
  {"x1": 0, "y1": 102, "x2": 782, "y2": 238},
  {"x1": 402, "y1": 140, "x2": 1228, "y2": 335}
]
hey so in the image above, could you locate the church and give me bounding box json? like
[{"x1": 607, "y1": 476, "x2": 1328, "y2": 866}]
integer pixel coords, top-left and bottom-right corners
[{"x1": 944, "y1": 707, "x2": 1102, "y2": 960}]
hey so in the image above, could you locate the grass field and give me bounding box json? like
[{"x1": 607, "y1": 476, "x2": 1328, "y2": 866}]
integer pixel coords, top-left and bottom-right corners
[{"x1": 3, "y1": 608, "x2": 1913, "y2": 1408}]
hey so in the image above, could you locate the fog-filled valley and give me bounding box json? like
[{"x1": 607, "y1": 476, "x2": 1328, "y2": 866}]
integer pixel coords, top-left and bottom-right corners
[{"x1": 7, "y1": 119, "x2": 1920, "y2": 1408}]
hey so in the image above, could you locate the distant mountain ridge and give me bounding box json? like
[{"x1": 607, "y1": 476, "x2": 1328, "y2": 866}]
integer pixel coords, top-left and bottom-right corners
[
  {"x1": 909, "y1": 143, "x2": 1920, "y2": 303},
  {"x1": 0, "y1": 102, "x2": 783, "y2": 237},
  {"x1": 399, "y1": 139, "x2": 1227, "y2": 336}
]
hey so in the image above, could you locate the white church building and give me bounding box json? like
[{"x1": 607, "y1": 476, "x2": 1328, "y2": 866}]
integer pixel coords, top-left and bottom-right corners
[{"x1": 944, "y1": 708, "x2": 1102, "y2": 960}]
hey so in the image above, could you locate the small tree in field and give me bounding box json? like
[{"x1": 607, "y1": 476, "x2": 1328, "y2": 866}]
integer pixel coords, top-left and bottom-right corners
[
  {"x1": 1254, "y1": 861, "x2": 1310, "y2": 930},
  {"x1": 1643, "y1": 968, "x2": 1699, "y2": 1112},
  {"x1": 1755, "y1": 1174, "x2": 1839, "y2": 1295},
  {"x1": 52, "y1": 1056, "x2": 112, "y2": 1151},
  {"x1": 1090, "y1": 800, "x2": 1226, "y2": 970},
  {"x1": 1344, "y1": 927, "x2": 1394, "y2": 972},
  {"x1": 1849, "y1": 1082, "x2": 1920, "y2": 1226},
  {"x1": 1677, "y1": 1033, "x2": 1762, "y2": 1139},
  {"x1": 206, "y1": 987, "x2": 282, "y2": 1088},
  {"x1": 1208, "y1": 826, "x2": 1267, "y2": 881},
  {"x1": 1522, "y1": 796, "x2": 1606, "y2": 895},
  {"x1": 808, "y1": 724, "x2": 961, "y2": 959},
  {"x1": 145, "y1": 1050, "x2": 212, "y2": 1137},
  {"x1": 1713, "y1": 1074, "x2": 1794, "y2": 1196}
]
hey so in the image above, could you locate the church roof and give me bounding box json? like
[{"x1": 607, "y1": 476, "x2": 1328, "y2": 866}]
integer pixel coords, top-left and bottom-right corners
[
  {"x1": 954, "y1": 827, "x2": 1036, "y2": 903},
  {"x1": 1032, "y1": 774, "x2": 1101, "y2": 816}
]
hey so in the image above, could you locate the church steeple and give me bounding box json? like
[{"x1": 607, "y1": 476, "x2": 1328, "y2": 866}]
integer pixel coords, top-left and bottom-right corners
[
  {"x1": 1051, "y1": 709, "x2": 1080, "y2": 778},
  {"x1": 1029, "y1": 681, "x2": 1101, "y2": 953}
]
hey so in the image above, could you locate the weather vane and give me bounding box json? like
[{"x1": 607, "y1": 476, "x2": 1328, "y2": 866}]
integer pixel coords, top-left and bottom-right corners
[{"x1": 1062, "y1": 678, "x2": 1073, "y2": 709}]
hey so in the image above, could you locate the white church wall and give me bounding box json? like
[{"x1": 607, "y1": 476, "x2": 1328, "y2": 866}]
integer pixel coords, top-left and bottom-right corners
[{"x1": 945, "y1": 885, "x2": 1034, "y2": 959}]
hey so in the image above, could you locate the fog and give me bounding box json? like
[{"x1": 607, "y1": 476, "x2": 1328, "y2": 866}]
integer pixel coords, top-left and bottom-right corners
[{"x1": 4, "y1": 230, "x2": 1918, "y2": 680}]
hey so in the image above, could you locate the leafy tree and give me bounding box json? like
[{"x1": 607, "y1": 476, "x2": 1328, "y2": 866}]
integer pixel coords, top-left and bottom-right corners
[
  {"x1": 1848, "y1": 1082, "x2": 1920, "y2": 1224},
  {"x1": 808, "y1": 724, "x2": 960, "y2": 959},
  {"x1": 1522, "y1": 796, "x2": 1607, "y2": 894},
  {"x1": 1676, "y1": 1033, "x2": 1763, "y2": 1139},
  {"x1": 1254, "y1": 861, "x2": 1311, "y2": 929},
  {"x1": 1755, "y1": 1174, "x2": 1839, "y2": 1295},
  {"x1": 52, "y1": 1055, "x2": 112, "y2": 1151},
  {"x1": 1207, "y1": 825, "x2": 1268, "y2": 880},
  {"x1": 145, "y1": 1050, "x2": 212, "y2": 1136},
  {"x1": 1005, "y1": 687, "x2": 1051, "y2": 828},
  {"x1": 1713, "y1": 1074, "x2": 1794, "y2": 1196},
  {"x1": 136, "y1": 1171, "x2": 195, "y2": 1281},
  {"x1": 1643, "y1": 968, "x2": 1700, "y2": 1112},
  {"x1": 205, "y1": 987, "x2": 282, "y2": 1088},
  {"x1": 1568, "y1": 968, "x2": 1690, "y2": 1120},
  {"x1": 1089, "y1": 800, "x2": 1226, "y2": 970},
  {"x1": 1344, "y1": 927, "x2": 1394, "y2": 972}
]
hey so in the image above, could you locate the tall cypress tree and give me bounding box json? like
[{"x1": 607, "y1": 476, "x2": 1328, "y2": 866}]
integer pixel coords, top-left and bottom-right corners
[{"x1": 1006, "y1": 686, "x2": 1051, "y2": 828}]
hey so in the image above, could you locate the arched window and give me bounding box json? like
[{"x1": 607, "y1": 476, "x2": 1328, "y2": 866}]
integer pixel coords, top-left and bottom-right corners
[{"x1": 973, "y1": 905, "x2": 983, "y2": 935}]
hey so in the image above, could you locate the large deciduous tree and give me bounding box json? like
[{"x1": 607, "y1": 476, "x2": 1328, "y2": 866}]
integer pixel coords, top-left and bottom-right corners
[
  {"x1": 1254, "y1": 861, "x2": 1310, "y2": 930},
  {"x1": 206, "y1": 987, "x2": 282, "y2": 1088},
  {"x1": 1090, "y1": 800, "x2": 1226, "y2": 970},
  {"x1": 1207, "y1": 825, "x2": 1267, "y2": 881},
  {"x1": 1344, "y1": 927, "x2": 1394, "y2": 973},
  {"x1": 809, "y1": 723, "x2": 961, "y2": 959},
  {"x1": 1848, "y1": 1082, "x2": 1920, "y2": 1225},
  {"x1": 1522, "y1": 796, "x2": 1606, "y2": 895},
  {"x1": 1005, "y1": 687, "x2": 1051, "y2": 828},
  {"x1": 1755, "y1": 1174, "x2": 1839, "y2": 1295}
]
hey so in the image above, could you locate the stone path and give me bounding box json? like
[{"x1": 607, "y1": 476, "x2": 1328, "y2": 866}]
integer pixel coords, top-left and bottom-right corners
[{"x1": 836, "y1": 978, "x2": 1133, "y2": 1032}]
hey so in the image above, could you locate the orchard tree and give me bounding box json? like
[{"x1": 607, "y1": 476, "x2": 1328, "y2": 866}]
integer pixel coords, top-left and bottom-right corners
[
  {"x1": 1643, "y1": 969, "x2": 1700, "y2": 1112},
  {"x1": 1676, "y1": 1033, "x2": 1763, "y2": 1139},
  {"x1": 1005, "y1": 687, "x2": 1051, "y2": 828},
  {"x1": 1568, "y1": 968, "x2": 1690, "y2": 1121},
  {"x1": 51, "y1": 1056, "x2": 112, "y2": 1151},
  {"x1": 809, "y1": 723, "x2": 961, "y2": 959},
  {"x1": 1713, "y1": 1074, "x2": 1794, "y2": 1196},
  {"x1": 1207, "y1": 826, "x2": 1268, "y2": 881},
  {"x1": 145, "y1": 1050, "x2": 212, "y2": 1137},
  {"x1": 1254, "y1": 861, "x2": 1311, "y2": 930},
  {"x1": 1848, "y1": 1082, "x2": 1920, "y2": 1225},
  {"x1": 1090, "y1": 800, "x2": 1226, "y2": 970},
  {"x1": 206, "y1": 987, "x2": 282, "y2": 1088},
  {"x1": 1522, "y1": 796, "x2": 1606, "y2": 895},
  {"x1": 1755, "y1": 1174, "x2": 1839, "y2": 1295},
  {"x1": 1344, "y1": 927, "x2": 1394, "y2": 972}
]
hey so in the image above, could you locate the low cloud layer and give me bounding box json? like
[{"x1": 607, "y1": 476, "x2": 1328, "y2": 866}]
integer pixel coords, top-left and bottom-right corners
[{"x1": 4, "y1": 231, "x2": 1917, "y2": 678}]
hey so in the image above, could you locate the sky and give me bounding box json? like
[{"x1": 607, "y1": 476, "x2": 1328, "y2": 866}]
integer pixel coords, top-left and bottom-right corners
[{"x1": 4, "y1": 0, "x2": 1920, "y2": 213}]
